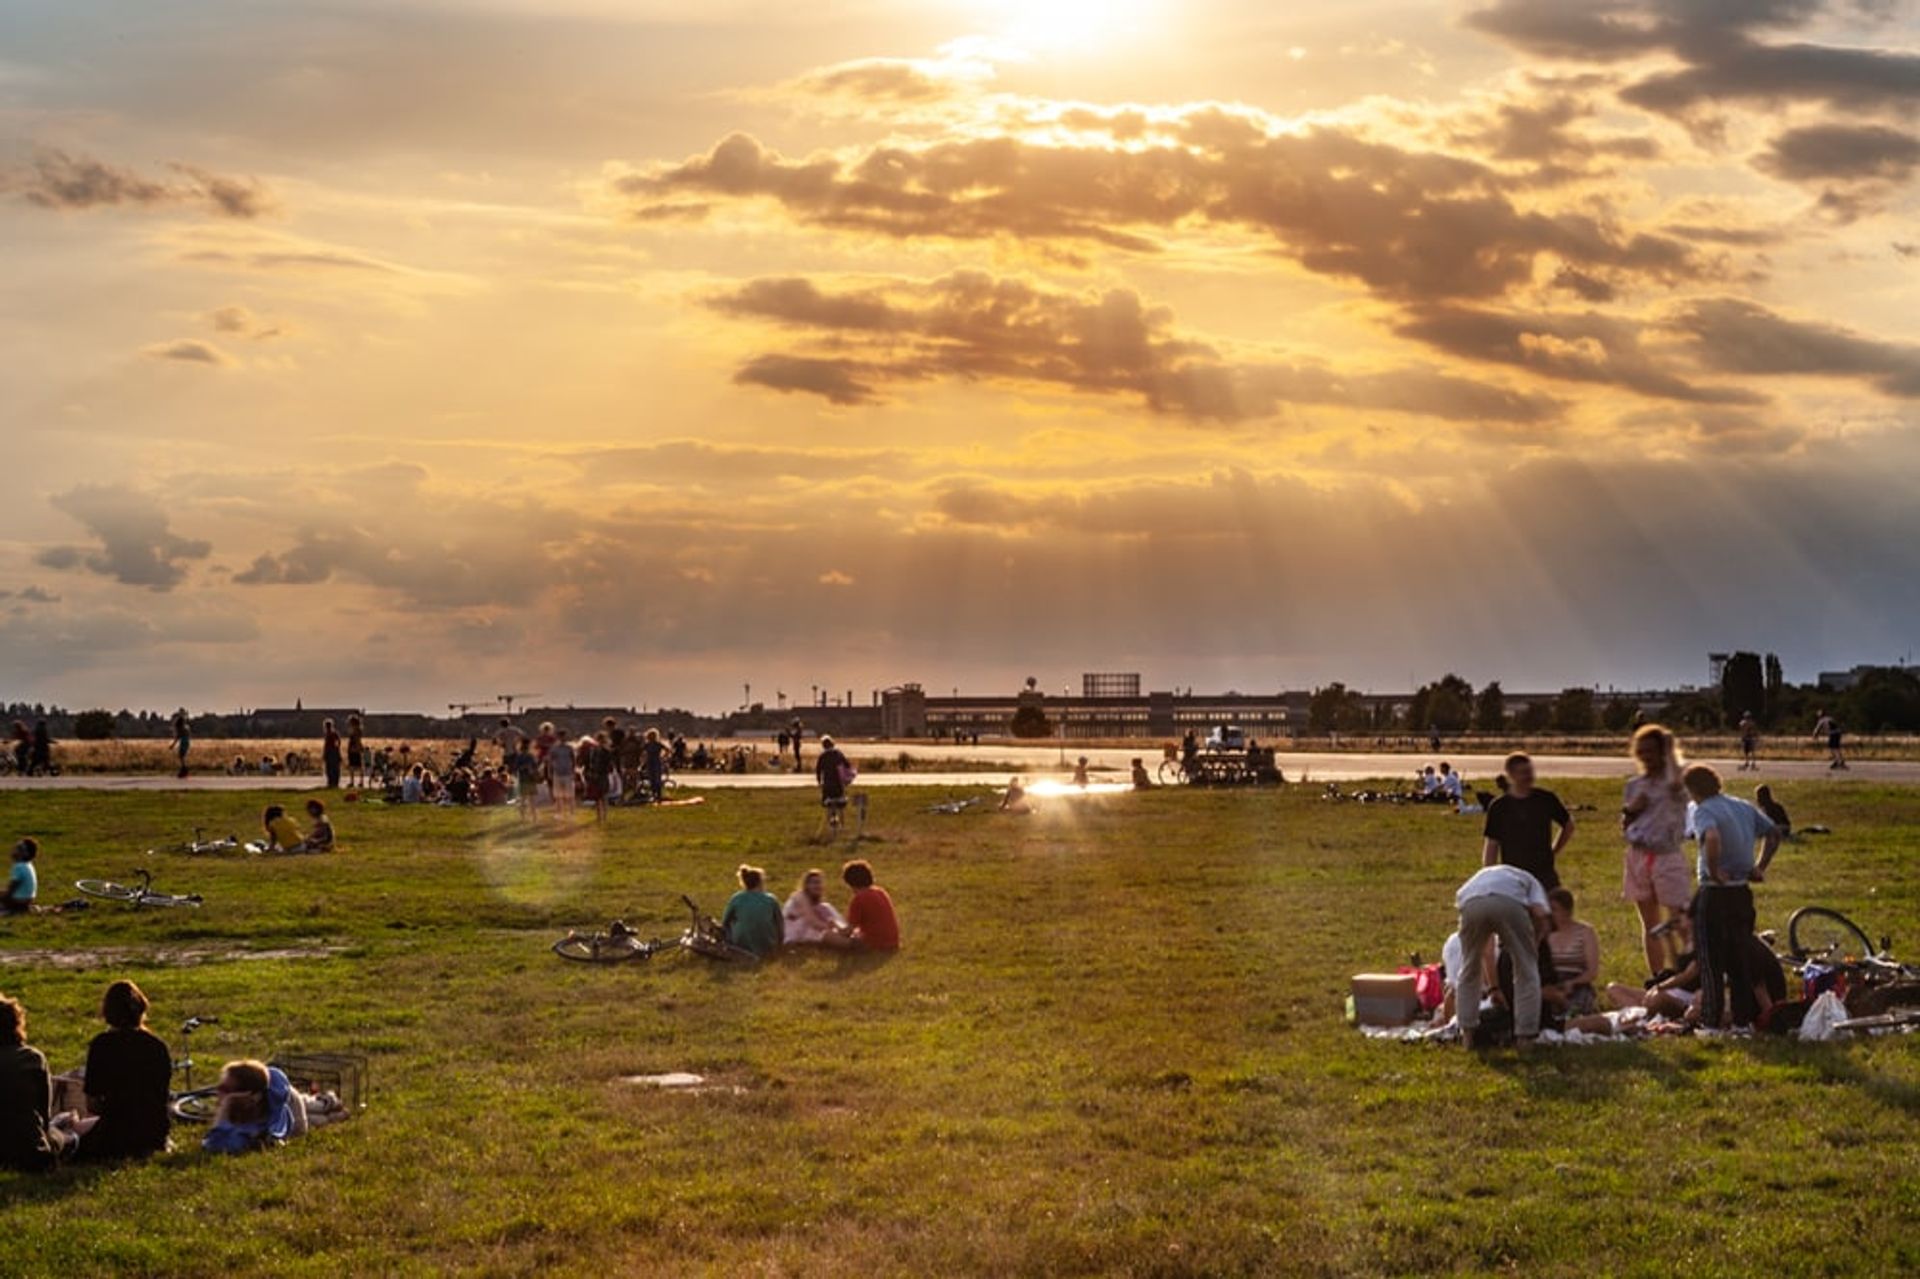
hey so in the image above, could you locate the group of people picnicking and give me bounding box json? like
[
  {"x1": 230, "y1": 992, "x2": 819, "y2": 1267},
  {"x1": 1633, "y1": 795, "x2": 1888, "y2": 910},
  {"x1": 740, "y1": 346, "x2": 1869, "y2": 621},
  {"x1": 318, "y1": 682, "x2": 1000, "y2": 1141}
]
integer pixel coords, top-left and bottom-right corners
[
  {"x1": 1444, "y1": 726, "x2": 1795, "y2": 1049},
  {"x1": 718, "y1": 860, "x2": 901, "y2": 959},
  {"x1": 0, "y1": 980, "x2": 316, "y2": 1172}
]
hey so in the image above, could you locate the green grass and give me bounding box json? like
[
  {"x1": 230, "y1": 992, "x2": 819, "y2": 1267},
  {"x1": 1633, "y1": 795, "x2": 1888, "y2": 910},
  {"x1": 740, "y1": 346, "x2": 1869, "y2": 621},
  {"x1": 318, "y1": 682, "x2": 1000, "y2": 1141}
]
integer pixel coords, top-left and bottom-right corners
[{"x1": 0, "y1": 780, "x2": 1916, "y2": 1277}]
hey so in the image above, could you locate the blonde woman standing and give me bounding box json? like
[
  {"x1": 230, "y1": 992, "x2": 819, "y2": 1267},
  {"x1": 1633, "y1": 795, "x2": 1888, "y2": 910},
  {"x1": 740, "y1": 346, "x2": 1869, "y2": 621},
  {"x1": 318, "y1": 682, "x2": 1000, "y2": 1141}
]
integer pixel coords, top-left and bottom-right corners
[{"x1": 1620, "y1": 724, "x2": 1689, "y2": 977}]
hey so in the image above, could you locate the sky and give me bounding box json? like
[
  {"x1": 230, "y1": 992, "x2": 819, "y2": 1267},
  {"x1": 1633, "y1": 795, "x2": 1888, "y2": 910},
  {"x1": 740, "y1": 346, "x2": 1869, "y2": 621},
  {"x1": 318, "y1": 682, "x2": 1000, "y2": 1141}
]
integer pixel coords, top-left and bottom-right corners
[{"x1": 2, "y1": 0, "x2": 1918, "y2": 714}]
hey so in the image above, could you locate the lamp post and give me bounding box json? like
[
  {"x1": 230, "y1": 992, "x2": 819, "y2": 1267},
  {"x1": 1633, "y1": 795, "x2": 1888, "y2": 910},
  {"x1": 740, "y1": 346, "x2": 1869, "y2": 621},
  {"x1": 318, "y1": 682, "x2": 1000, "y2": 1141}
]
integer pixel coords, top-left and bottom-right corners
[{"x1": 1058, "y1": 684, "x2": 1069, "y2": 766}]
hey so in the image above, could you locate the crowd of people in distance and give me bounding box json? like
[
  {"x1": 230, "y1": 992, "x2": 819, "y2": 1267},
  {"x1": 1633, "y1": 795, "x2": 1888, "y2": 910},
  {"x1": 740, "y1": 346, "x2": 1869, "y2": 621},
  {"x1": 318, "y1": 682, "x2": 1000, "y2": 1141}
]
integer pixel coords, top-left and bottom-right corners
[
  {"x1": 0, "y1": 980, "x2": 311, "y2": 1173},
  {"x1": 1441, "y1": 728, "x2": 1792, "y2": 1050},
  {"x1": 7, "y1": 720, "x2": 56, "y2": 777},
  {"x1": 718, "y1": 859, "x2": 901, "y2": 959}
]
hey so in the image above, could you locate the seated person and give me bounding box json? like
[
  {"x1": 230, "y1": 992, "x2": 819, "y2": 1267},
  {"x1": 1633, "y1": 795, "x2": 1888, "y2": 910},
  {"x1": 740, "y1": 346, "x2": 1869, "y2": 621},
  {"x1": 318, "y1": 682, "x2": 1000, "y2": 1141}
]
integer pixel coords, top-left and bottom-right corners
[
  {"x1": 1494, "y1": 927, "x2": 1564, "y2": 1031},
  {"x1": 301, "y1": 799, "x2": 335, "y2": 851},
  {"x1": 1130, "y1": 758, "x2": 1153, "y2": 790},
  {"x1": 1438, "y1": 763, "x2": 1464, "y2": 803},
  {"x1": 400, "y1": 765, "x2": 425, "y2": 804},
  {"x1": 3, "y1": 839, "x2": 39, "y2": 915},
  {"x1": 1754, "y1": 784, "x2": 1792, "y2": 838},
  {"x1": 73, "y1": 981, "x2": 172, "y2": 1162},
  {"x1": 842, "y1": 859, "x2": 899, "y2": 952},
  {"x1": 475, "y1": 768, "x2": 509, "y2": 806},
  {"x1": 782, "y1": 869, "x2": 849, "y2": 947},
  {"x1": 1543, "y1": 888, "x2": 1600, "y2": 1016},
  {"x1": 721, "y1": 865, "x2": 783, "y2": 958},
  {"x1": 444, "y1": 769, "x2": 473, "y2": 806},
  {"x1": 261, "y1": 805, "x2": 305, "y2": 852},
  {"x1": 1071, "y1": 757, "x2": 1090, "y2": 787},
  {"x1": 999, "y1": 776, "x2": 1030, "y2": 814},
  {"x1": 0, "y1": 994, "x2": 67, "y2": 1172},
  {"x1": 202, "y1": 1060, "x2": 307, "y2": 1154},
  {"x1": 1606, "y1": 948, "x2": 1702, "y2": 1020}
]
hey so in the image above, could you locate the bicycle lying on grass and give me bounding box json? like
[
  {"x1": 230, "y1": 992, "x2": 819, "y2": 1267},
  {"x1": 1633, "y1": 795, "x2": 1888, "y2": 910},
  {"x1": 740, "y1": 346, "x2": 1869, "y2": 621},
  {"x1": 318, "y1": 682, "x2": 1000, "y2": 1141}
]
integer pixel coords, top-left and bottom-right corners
[
  {"x1": 553, "y1": 895, "x2": 758, "y2": 966},
  {"x1": 150, "y1": 827, "x2": 244, "y2": 856},
  {"x1": 1769, "y1": 905, "x2": 1920, "y2": 1031},
  {"x1": 75, "y1": 868, "x2": 204, "y2": 909},
  {"x1": 167, "y1": 1015, "x2": 223, "y2": 1123}
]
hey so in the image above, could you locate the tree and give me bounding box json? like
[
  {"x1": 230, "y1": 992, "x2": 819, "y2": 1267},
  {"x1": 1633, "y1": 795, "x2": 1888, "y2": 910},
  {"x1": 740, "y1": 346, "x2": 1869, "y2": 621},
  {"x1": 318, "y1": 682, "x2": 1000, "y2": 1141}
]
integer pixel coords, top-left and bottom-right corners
[
  {"x1": 73, "y1": 709, "x2": 116, "y2": 740},
  {"x1": 1308, "y1": 683, "x2": 1369, "y2": 734},
  {"x1": 1764, "y1": 653, "x2": 1785, "y2": 723},
  {"x1": 1474, "y1": 682, "x2": 1506, "y2": 732},
  {"x1": 1552, "y1": 688, "x2": 1597, "y2": 732},
  {"x1": 1844, "y1": 667, "x2": 1920, "y2": 732},
  {"x1": 1408, "y1": 674, "x2": 1474, "y2": 733},
  {"x1": 1518, "y1": 700, "x2": 1552, "y2": 732},
  {"x1": 1602, "y1": 696, "x2": 1636, "y2": 731},
  {"x1": 1009, "y1": 704, "x2": 1053, "y2": 738},
  {"x1": 1720, "y1": 651, "x2": 1763, "y2": 727}
]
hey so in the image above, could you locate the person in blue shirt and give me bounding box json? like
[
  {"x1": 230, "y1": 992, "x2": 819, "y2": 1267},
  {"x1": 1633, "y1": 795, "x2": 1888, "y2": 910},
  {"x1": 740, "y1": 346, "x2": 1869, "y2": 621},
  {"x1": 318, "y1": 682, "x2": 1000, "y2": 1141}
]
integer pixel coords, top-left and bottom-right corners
[
  {"x1": 202, "y1": 1060, "x2": 307, "y2": 1154},
  {"x1": 3, "y1": 839, "x2": 38, "y2": 915},
  {"x1": 1683, "y1": 765, "x2": 1782, "y2": 1029}
]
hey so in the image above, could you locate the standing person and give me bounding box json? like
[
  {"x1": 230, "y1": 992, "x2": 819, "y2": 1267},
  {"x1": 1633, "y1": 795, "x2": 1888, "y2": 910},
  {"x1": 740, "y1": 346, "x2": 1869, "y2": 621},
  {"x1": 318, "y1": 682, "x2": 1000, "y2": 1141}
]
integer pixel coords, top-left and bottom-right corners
[
  {"x1": 1683, "y1": 764, "x2": 1782, "y2": 1030},
  {"x1": 1452, "y1": 863, "x2": 1552, "y2": 1050},
  {"x1": 1811, "y1": 710, "x2": 1846, "y2": 770},
  {"x1": 789, "y1": 720, "x2": 807, "y2": 774},
  {"x1": 842, "y1": 859, "x2": 900, "y2": 952},
  {"x1": 545, "y1": 733, "x2": 577, "y2": 819},
  {"x1": 8, "y1": 721, "x2": 29, "y2": 775},
  {"x1": 494, "y1": 718, "x2": 520, "y2": 766},
  {"x1": 1481, "y1": 753, "x2": 1575, "y2": 891},
  {"x1": 320, "y1": 719, "x2": 343, "y2": 790},
  {"x1": 169, "y1": 708, "x2": 192, "y2": 779},
  {"x1": 814, "y1": 735, "x2": 853, "y2": 830},
  {"x1": 511, "y1": 738, "x2": 542, "y2": 822},
  {"x1": 345, "y1": 715, "x2": 367, "y2": 788},
  {"x1": 74, "y1": 981, "x2": 172, "y2": 1162},
  {"x1": 1621, "y1": 725, "x2": 1691, "y2": 977},
  {"x1": 721, "y1": 865, "x2": 784, "y2": 958},
  {"x1": 1737, "y1": 712, "x2": 1759, "y2": 772},
  {"x1": 581, "y1": 736, "x2": 614, "y2": 822},
  {"x1": 642, "y1": 729, "x2": 669, "y2": 803},
  {"x1": 0, "y1": 994, "x2": 66, "y2": 1171}
]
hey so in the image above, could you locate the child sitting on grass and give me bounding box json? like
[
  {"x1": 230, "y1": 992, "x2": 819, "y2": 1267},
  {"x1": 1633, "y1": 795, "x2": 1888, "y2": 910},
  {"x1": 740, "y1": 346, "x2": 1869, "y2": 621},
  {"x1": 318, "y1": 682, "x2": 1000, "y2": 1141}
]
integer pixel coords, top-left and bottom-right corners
[
  {"x1": 261, "y1": 805, "x2": 304, "y2": 852},
  {"x1": 3, "y1": 840, "x2": 38, "y2": 915},
  {"x1": 302, "y1": 800, "x2": 335, "y2": 852}
]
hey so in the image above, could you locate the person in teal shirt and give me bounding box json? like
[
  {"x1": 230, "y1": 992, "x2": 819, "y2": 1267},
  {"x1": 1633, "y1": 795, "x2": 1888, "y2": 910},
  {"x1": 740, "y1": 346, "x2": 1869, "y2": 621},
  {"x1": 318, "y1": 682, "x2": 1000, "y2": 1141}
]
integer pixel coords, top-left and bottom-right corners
[
  {"x1": 3, "y1": 839, "x2": 38, "y2": 915},
  {"x1": 721, "y1": 865, "x2": 784, "y2": 957}
]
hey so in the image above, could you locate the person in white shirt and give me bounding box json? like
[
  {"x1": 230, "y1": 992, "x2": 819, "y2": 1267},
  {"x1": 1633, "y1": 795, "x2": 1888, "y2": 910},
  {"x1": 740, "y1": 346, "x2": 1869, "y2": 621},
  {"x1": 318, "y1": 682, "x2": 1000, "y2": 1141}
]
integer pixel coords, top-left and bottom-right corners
[
  {"x1": 1438, "y1": 763, "x2": 1464, "y2": 802},
  {"x1": 1453, "y1": 864, "x2": 1552, "y2": 1048},
  {"x1": 782, "y1": 868, "x2": 849, "y2": 947}
]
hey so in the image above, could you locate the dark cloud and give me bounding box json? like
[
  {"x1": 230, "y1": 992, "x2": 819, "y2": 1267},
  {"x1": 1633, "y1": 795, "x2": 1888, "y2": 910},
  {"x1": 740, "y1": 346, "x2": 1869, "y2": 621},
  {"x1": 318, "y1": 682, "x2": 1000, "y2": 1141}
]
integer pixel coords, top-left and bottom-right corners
[
  {"x1": 1667, "y1": 297, "x2": 1920, "y2": 396},
  {"x1": 709, "y1": 272, "x2": 1563, "y2": 424},
  {"x1": 1467, "y1": 1, "x2": 1920, "y2": 117},
  {"x1": 615, "y1": 121, "x2": 1712, "y2": 302},
  {"x1": 141, "y1": 339, "x2": 234, "y2": 366},
  {"x1": 1447, "y1": 88, "x2": 1661, "y2": 181},
  {"x1": 1397, "y1": 303, "x2": 1770, "y2": 404},
  {"x1": 1755, "y1": 122, "x2": 1920, "y2": 215},
  {"x1": 39, "y1": 485, "x2": 212, "y2": 591},
  {"x1": 5, "y1": 149, "x2": 272, "y2": 218}
]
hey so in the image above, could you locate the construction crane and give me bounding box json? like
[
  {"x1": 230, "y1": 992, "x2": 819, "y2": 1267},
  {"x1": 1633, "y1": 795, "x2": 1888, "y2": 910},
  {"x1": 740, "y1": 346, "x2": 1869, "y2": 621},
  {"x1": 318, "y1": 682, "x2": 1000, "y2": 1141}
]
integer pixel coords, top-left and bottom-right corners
[
  {"x1": 447, "y1": 701, "x2": 490, "y2": 717},
  {"x1": 497, "y1": 692, "x2": 540, "y2": 716}
]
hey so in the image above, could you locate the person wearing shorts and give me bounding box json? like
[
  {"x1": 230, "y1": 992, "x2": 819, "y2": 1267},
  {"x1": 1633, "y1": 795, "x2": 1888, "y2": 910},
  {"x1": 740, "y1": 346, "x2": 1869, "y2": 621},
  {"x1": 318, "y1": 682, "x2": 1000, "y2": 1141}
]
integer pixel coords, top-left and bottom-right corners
[{"x1": 1620, "y1": 725, "x2": 1690, "y2": 977}]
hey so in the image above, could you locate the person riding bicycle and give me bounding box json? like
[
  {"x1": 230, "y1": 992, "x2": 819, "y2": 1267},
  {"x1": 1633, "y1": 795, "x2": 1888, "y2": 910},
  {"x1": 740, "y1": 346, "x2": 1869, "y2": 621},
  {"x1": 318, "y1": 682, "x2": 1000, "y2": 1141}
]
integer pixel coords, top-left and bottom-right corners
[
  {"x1": 73, "y1": 981, "x2": 171, "y2": 1162},
  {"x1": 202, "y1": 1059, "x2": 308, "y2": 1154},
  {"x1": 721, "y1": 865, "x2": 784, "y2": 958},
  {"x1": 815, "y1": 736, "x2": 854, "y2": 827}
]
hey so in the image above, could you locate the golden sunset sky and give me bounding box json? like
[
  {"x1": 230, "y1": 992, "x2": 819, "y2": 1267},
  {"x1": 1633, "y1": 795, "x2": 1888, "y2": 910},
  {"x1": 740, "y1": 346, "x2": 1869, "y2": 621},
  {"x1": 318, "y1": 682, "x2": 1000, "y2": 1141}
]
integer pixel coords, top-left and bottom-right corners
[{"x1": 3, "y1": 0, "x2": 1918, "y2": 711}]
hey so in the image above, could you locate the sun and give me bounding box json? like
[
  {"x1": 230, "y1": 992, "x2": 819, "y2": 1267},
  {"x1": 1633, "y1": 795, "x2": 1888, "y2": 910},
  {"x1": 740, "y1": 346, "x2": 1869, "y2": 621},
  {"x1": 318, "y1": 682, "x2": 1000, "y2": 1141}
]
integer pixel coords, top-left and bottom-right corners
[{"x1": 971, "y1": 0, "x2": 1157, "y2": 53}]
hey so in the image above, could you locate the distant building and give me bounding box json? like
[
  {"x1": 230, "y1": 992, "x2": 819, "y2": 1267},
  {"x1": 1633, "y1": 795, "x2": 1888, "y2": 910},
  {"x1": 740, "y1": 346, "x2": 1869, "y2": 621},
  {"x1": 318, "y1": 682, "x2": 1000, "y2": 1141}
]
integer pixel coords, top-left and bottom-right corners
[
  {"x1": 1082, "y1": 672, "x2": 1142, "y2": 699},
  {"x1": 246, "y1": 704, "x2": 364, "y2": 736}
]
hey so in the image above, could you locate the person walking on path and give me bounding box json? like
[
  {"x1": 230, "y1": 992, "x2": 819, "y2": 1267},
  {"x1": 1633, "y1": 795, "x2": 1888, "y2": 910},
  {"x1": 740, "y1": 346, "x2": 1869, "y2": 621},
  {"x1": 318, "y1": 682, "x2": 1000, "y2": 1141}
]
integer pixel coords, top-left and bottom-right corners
[
  {"x1": 321, "y1": 719, "x2": 343, "y2": 789},
  {"x1": 1737, "y1": 712, "x2": 1759, "y2": 772},
  {"x1": 1481, "y1": 753, "x2": 1575, "y2": 891},
  {"x1": 1811, "y1": 711, "x2": 1847, "y2": 770},
  {"x1": 169, "y1": 709, "x2": 192, "y2": 779},
  {"x1": 1453, "y1": 864, "x2": 1552, "y2": 1050},
  {"x1": 815, "y1": 735, "x2": 853, "y2": 829}
]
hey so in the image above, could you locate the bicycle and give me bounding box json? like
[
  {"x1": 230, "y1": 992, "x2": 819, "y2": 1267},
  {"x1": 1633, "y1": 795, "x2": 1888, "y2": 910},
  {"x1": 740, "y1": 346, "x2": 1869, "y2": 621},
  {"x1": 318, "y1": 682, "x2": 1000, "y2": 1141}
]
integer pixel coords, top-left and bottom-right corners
[
  {"x1": 553, "y1": 895, "x2": 758, "y2": 966},
  {"x1": 151, "y1": 827, "x2": 244, "y2": 856},
  {"x1": 1785, "y1": 906, "x2": 1919, "y2": 980},
  {"x1": 1157, "y1": 744, "x2": 1189, "y2": 786},
  {"x1": 167, "y1": 1015, "x2": 223, "y2": 1123},
  {"x1": 75, "y1": 868, "x2": 204, "y2": 909}
]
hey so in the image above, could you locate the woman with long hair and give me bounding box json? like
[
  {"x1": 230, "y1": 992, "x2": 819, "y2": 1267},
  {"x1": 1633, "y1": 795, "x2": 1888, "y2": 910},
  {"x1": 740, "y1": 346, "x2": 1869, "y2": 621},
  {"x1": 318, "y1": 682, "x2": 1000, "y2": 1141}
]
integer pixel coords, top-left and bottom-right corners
[{"x1": 1620, "y1": 724, "x2": 1689, "y2": 976}]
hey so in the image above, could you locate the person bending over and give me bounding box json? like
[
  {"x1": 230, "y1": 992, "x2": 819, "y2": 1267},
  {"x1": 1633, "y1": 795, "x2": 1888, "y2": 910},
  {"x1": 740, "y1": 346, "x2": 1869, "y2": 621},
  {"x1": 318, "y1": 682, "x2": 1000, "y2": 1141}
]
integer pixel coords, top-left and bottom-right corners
[
  {"x1": 3, "y1": 839, "x2": 39, "y2": 915},
  {"x1": 782, "y1": 869, "x2": 849, "y2": 948},
  {"x1": 202, "y1": 1060, "x2": 307, "y2": 1154},
  {"x1": 722, "y1": 865, "x2": 784, "y2": 958},
  {"x1": 73, "y1": 981, "x2": 172, "y2": 1162},
  {"x1": 1453, "y1": 864, "x2": 1551, "y2": 1050},
  {"x1": 841, "y1": 860, "x2": 900, "y2": 953}
]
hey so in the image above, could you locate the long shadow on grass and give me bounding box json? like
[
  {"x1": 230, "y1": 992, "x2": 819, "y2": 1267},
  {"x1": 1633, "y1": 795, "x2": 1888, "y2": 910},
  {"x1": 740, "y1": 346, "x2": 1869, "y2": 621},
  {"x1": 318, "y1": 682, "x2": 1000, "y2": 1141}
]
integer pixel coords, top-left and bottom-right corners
[{"x1": 1485, "y1": 1037, "x2": 1920, "y2": 1113}]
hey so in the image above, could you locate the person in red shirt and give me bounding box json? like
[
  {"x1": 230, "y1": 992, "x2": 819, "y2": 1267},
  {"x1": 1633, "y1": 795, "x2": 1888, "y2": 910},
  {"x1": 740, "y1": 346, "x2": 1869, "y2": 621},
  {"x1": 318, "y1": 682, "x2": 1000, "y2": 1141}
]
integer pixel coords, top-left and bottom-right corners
[{"x1": 842, "y1": 859, "x2": 899, "y2": 952}]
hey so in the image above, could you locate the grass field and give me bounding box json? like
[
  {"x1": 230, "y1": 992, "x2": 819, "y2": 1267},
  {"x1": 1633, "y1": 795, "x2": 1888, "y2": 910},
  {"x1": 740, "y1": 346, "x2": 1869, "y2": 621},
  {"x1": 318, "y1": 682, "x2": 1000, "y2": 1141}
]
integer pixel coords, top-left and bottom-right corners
[{"x1": 0, "y1": 779, "x2": 1916, "y2": 1277}]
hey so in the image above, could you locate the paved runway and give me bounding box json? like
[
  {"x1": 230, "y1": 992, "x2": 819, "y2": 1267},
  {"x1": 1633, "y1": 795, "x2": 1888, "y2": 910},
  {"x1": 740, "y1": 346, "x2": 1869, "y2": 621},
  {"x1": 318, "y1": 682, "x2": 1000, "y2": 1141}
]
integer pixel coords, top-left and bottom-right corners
[{"x1": 2, "y1": 744, "x2": 1908, "y2": 790}]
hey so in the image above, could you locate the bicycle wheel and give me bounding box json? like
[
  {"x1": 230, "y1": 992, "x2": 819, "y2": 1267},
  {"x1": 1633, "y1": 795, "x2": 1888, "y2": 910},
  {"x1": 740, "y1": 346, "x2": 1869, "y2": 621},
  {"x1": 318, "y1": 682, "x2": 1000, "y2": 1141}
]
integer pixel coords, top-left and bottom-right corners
[
  {"x1": 75, "y1": 879, "x2": 142, "y2": 902},
  {"x1": 1157, "y1": 760, "x2": 1183, "y2": 785},
  {"x1": 170, "y1": 1087, "x2": 221, "y2": 1124},
  {"x1": 552, "y1": 933, "x2": 646, "y2": 964},
  {"x1": 1788, "y1": 906, "x2": 1875, "y2": 961},
  {"x1": 683, "y1": 932, "x2": 759, "y2": 964}
]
